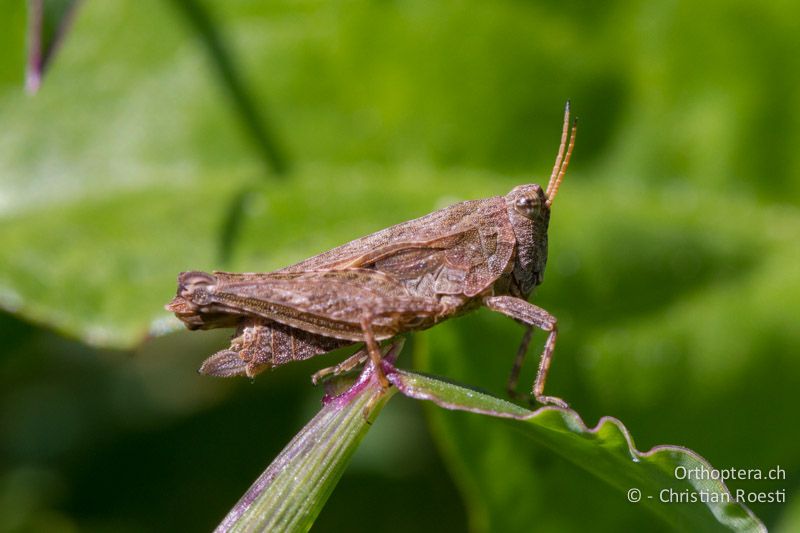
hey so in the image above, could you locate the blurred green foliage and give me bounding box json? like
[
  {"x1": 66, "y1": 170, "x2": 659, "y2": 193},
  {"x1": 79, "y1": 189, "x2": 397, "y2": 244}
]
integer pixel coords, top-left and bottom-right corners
[{"x1": 0, "y1": 0, "x2": 797, "y2": 531}]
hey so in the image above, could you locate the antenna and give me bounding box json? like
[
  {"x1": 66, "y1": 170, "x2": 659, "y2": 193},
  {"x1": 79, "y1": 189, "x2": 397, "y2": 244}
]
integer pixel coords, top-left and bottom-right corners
[{"x1": 545, "y1": 102, "x2": 578, "y2": 207}]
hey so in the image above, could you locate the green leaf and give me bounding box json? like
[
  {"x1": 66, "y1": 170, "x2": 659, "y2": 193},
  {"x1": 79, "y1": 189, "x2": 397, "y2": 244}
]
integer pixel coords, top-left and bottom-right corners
[
  {"x1": 390, "y1": 367, "x2": 765, "y2": 532},
  {"x1": 0, "y1": 178, "x2": 245, "y2": 346}
]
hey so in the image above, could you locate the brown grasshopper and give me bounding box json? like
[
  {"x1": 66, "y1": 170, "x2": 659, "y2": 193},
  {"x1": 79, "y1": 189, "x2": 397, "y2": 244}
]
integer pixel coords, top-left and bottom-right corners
[{"x1": 167, "y1": 103, "x2": 577, "y2": 407}]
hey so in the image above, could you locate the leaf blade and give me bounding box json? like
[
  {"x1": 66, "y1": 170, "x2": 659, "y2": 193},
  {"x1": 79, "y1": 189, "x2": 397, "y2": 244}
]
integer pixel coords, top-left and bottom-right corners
[
  {"x1": 216, "y1": 344, "x2": 399, "y2": 533},
  {"x1": 389, "y1": 368, "x2": 766, "y2": 533}
]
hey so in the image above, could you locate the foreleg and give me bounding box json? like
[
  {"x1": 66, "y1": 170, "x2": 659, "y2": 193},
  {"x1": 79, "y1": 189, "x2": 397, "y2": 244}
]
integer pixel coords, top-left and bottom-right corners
[{"x1": 483, "y1": 295, "x2": 567, "y2": 408}]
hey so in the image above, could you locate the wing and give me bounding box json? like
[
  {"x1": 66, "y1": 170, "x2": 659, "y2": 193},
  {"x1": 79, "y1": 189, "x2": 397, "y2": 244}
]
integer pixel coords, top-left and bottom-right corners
[
  {"x1": 282, "y1": 195, "x2": 516, "y2": 297},
  {"x1": 188, "y1": 269, "x2": 441, "y2": 342}
]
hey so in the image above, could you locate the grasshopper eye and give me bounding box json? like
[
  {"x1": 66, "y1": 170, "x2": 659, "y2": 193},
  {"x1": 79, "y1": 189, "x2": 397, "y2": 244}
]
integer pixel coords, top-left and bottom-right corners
[{"x1": 514, "y1": 195, "x2": 540, "y2": 219}]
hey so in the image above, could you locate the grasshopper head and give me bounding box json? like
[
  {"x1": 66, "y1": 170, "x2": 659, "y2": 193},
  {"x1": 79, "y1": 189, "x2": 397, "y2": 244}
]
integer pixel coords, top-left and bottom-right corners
[
  {"x1": 506, "y1": 102, "x2": 577, "y2": 297},
  {"x1": 507, "y1": 183, "x2": 549, "y2": 220},
  {"x1": 505, "y1": 184, "x2": 551, "y2": 296}
]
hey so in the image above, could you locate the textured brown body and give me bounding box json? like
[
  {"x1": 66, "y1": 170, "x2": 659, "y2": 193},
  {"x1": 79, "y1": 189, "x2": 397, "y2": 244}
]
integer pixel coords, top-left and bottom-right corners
[
  {"x1": 168, "y1": 189, "x2": 544, "y2": 370},
  {"x1": 167, "y1": 104, "x2": 577, "y2": 405}
]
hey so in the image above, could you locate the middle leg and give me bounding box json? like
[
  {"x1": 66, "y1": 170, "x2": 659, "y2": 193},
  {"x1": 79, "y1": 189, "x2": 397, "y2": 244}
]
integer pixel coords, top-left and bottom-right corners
[
  {"x1": 360, "y1": 315, "x2": 390, "y2": 388},
  {"x1": 311, "y1": 349, "x2": 370, "y2": 385}
]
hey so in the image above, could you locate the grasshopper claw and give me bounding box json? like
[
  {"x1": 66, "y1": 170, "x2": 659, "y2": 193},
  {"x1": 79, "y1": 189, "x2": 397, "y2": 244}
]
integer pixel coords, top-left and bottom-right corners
[{"x1": 532, "y1": 394, "x2": 569, "y2": 409}]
